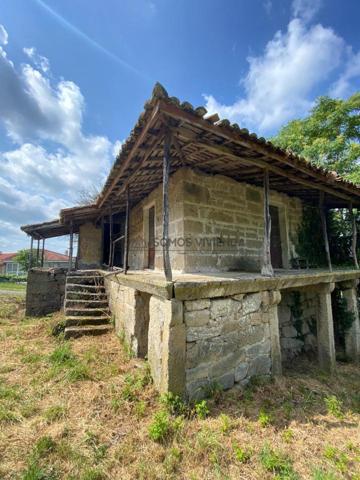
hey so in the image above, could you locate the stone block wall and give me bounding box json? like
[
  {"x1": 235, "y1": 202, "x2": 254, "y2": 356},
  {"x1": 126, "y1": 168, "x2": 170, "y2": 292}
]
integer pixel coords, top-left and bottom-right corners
[
  {"x1": 78, "y1": 222, "x2": 102, "y2": 269},
  {"x1": 278, "y1": 290, "x2": 318, "y2": 361},
  {"x1": 127, "y1": 167, "x2": 303, "y2": 273},
  {"x1": 104, "y1": 276, "x2": 150, "y2": 357},
  {"x1": 184, "y1": 291, "x2": 277, "y2": 399},
  {"x1": 25, "y1": 268, "x2": 66, "y2": 316}
]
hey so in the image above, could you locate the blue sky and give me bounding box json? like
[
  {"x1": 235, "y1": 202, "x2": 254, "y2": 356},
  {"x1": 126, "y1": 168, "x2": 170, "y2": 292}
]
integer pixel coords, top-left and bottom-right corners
[{"x1": 0, "y1": 0, "x2": 359, "y2": 253}]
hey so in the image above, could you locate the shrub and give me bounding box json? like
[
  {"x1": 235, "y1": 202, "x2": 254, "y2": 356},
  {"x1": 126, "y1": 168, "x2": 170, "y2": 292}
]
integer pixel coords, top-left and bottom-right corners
[
  {"x1": 233, "y1": 444, "x2": 252, "y2": 463},
  {"x1": 258, "y1": 409, "x2": 272, "y2": 427},
  {"x1": 324, "y1": 395, "x2": 344, "y2": 419},
  {"x1": 195, "y1": 400, "x2": 209, "y2": 420},
  {"x1": 160, "y1": 392, "x2": 188, "y2": 416},
  {"x1": 259, "y1": 444, "x2": 299, "y2": 479},
  {"x1": 148, "y1": 410, "x2": 183, "y2": 443}
]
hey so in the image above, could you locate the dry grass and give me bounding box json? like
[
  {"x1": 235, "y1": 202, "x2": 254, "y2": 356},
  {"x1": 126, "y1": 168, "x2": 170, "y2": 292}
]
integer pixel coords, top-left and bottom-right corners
[{"x1": 0, "y1": 295, "x2": 359, "y2": 480}]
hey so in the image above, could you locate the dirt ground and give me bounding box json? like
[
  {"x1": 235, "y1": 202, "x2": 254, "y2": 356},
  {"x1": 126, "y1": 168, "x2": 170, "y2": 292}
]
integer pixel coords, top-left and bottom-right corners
[{"x1": 0, "y1": 294, "x2": 359, "y2": 480}]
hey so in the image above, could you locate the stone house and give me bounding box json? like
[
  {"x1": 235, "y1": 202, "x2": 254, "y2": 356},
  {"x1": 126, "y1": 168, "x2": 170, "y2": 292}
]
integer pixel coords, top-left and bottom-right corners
[
  {"x1": 0, "y1": 250, "x2": 70, "y2": 275},
  {"x1": 21, "y1": 83, "x2": 360, "y2": 399}
]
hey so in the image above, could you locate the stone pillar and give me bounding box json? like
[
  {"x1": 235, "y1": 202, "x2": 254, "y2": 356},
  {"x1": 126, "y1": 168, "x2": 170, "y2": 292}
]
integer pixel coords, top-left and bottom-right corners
[
  {"x1": 267, "y1": 290, "x2": 282, "y2": 376},
  {"x1": 148, "y1": 297, "x2": 185, "y2": 395},
  {"x1": 340, "y1": 280, "x2": 360, "y2": 362},
  {"x1": 316, "y1": 282, "x2": 336, "y2": 372}
]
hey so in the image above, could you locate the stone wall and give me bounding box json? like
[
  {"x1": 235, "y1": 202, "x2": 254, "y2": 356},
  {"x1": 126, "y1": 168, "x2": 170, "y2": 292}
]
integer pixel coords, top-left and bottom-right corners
[
  {"x1": 126, "y1": 167, "x2": 303, "y2": 273},
  {"x1": 278, "y1": 290, "x2": 318, "y2": 361},
  {"x1": 184, "y1": 290, "x2": 279, "y2": 399},
  {"x1": 25, "y1": 268, "x2": 66, "y2": 316},
  {"x1": 78, "y1": 222, "x2": 102, "y2": 269},
  {"x1": 104, "y1": 276, "x2": 150, "y2": 357}
]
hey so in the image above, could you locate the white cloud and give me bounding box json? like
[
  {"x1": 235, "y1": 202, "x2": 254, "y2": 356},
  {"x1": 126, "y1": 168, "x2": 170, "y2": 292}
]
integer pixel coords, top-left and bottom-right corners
[
  {"x1": 23, "y1": 47, "x2": 50, "y2": 73},
  {"x1": 0, "y1": 26, "x2": 119, "y2": 251},
  {"x1": 263, "y1": 0, "x2": 272, "y2": 15},
  {"x1": 292, "y1": 0, "x2": 322, "y2": 22},
  {"x1": 330, "y1": 50, "x2": 360, "y2": 98},
  {"x1": 0, "y1": 24, "x2": 8, "y2": 45},
  {"x1": 204, "y1": 18, "x2": 344, "y2": 133}
]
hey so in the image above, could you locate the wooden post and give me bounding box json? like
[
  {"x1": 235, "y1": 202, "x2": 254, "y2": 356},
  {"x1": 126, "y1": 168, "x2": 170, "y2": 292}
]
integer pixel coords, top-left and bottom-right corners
[
  {"x1": 124, "y1": 186, "x2": 130, "y2": 274},
  {"x1": 100, "y1": 216, "x2": 104, "y2": 265},
  {"x1": 36, "y1": 238, "x2": 40, "y2": 266},
  {"x1": 29, "y1": 236, "x2": 34, "y2": 269},
  {"x1": 69, "y1": 222, "x2": 74, "y2": 271},
  {"x1": 261, "y1": 169, "x2": 273, "y2": 276},
  {"x1": 109, "y1": 207, "x2": 113, "y2": 268},
  {"x1": 41, "y1": 238, "x2": 45, "y2": 267},
  {"x1": 319, "y1": 192, "x2": 332, "y2": 272},
  {"x1": 349, "y1": 203, "x2": 359, "y2": 269},
  {"x1": 163, "y1": 130, "x2": 172, "y2": 281}
]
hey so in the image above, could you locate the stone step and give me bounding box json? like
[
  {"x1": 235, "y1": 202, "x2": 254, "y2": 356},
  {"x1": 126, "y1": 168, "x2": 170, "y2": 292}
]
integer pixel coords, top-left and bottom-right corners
[
  {"x1": 65, "y1": 307, "x2": 110, "y2": 317},
  {"x1": 66, "y1": 291, "x2": 107, "y2": 298},
  {"x1": 64, "y1": 324, "x2": 112, "y2": 339},
  {"x1": 65, "y1": 316, "x2": 110, "y2": 327},
  {"x1": 66, "y1": 283, "x2": 106, "y2": 291},
  {"x1": 65, "y1": 299, "x2": 109, "y2": 307},
  {"x1": 67, "y1": 270, "x2": 102, "y2": 276}
]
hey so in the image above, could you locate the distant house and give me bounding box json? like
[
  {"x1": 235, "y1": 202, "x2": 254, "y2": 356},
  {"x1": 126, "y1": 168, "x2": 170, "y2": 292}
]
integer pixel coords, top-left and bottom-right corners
[{"x1": 0, "y1": 250, "x2": 70, "y2": 275}]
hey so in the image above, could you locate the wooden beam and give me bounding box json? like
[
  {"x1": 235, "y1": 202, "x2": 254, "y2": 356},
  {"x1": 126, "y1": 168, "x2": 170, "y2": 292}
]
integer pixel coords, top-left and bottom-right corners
[
  {"x1": 109, "y1": 207, "x2": 113, "y2": 268},
  {"x1": 29, "y1": 236, "x2": 34, "y2": 269},
  {"x1": 349, "y1": 203, "x2": 359, "y2": 269},
  {"x1": 163, "y1": 130, "x2": 172, "y2": 281},
  {"x1": 41, "y1": 238, "x2": 45, "y2": 267},
  {"x1": 319, "y1": 192, "x2": 332, "y2": 272},
  {"x1": 69, "y1": 222, "x2": 74, "y2": 271},
  {"x1": 261, "y1": 169, "x2": 273, "y2": 277},
  {"x1": 124, "y1": 186, "x2": 130, "y2": 274},
  {"x1": 36, "y1": 239, "x2": 40, "y2": 266},
  {"x1": 98, "y1": 102, "x2": 161, "y2": 208},
  {"x1": 162, "y1": 102, "x2": 360, "y2": 202}
]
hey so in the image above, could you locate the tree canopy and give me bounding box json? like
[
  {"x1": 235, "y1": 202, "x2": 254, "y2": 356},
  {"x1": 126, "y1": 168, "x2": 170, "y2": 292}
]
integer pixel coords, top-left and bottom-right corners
[
  {"x1": 271, "y1": 93, "x2": 360, "y2": 183},
  {"x1": 15, "y1": 249, "x2": 40, "y2": 272}
]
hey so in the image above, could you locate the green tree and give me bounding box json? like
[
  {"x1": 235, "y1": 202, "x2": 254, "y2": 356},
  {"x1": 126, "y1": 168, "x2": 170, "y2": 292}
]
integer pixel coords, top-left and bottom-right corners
[
  {"x1": 272, "y1": 93, "x2": 360, "y2": 183},
  {"x1": 15, "y1": 249, "x2": 40, "y2": 272}
]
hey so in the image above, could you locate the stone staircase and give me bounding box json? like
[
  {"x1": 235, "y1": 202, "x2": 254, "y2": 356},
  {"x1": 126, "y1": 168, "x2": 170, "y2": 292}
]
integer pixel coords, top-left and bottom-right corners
[{"x1": 64, "y1": 270, "x2": 112, "y2": 339}]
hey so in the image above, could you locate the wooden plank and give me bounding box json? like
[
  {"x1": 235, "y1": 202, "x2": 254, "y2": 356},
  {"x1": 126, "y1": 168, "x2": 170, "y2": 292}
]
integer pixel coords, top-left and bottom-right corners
[
  {"x1": 41, "y1": 238, "x2": 45, "y2": 267},
  {"x1": 29, "y1": 236, "x2": 34, "y2": 269},
  {"x1": 163, "y1": 130, "x2": 172, "y2": 281},
  {"x1": 124, "y1": 186, "x2": 130, "y2": 274},
  {"x1": 261, "y1": 169, "x2": 274, "y2": 277},
  {"x1": 349, "y1": 203, "x2": 359, "y2": 269},
  {"x1": 319, "y1": 192, "x2": 332, "y2": 272},
  {"x1": 69, "y1": 222, "x2": 74, "y2": 271},
  {"x1": 161, "y1": 101, "x2": 360, "y2": 202},
  {"x1": 98, "y1": 103, "x2": 161, "y2": 207}
]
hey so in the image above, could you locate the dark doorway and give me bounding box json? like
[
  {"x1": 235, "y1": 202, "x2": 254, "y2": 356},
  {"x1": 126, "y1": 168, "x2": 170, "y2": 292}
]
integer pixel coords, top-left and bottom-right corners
[
  {"x1": 102, "y1": 213, "x2": 125, "y2": 268},
  {"x1": 270, "y1": 206, "x2": 283, "y2": 268},
  {"x1": 148, "y1": 206, "x2": 155, "y2": 269}
]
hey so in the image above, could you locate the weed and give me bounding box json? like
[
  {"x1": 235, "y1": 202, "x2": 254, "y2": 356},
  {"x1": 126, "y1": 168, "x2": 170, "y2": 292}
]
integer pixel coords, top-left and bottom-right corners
[
  {"x1": 148, "y1": 410, "x2": 183, "y2": 443},
  {"x1": 282, "y1": 428, "x2": 295, "y2": 443},
  {"x1": 195, "y1": 400, "x2": 209, "y2": 419},
  {"x1": 21, "y1": 463, "x2": 58, "y2": 480},
  {"x1": 324, "y1": 395, "x2": 344, "y2": 419},
  {"x1": 163, "y1": 447, "x2": 182, "y2": 474},
  {"x1": 201, "y1": 381, "x2": 222, "y2": 400},
  {"x1": 81, "y1": 468, "x2": 104, "y2": 480},
  {"x1": 21, "y1": 352, "x2": 43, "y2": 364},
  {"x1": 323, "y1": 445, "x2": 349, "y2": 473},
  {"x1": 259, "y1": 444, "x2": 299, "y2": 479},
  {"x1": 161, "y1": 392, "x2": 188, "y2": 416},
  {"x1": 233, "y1": 444, "x2": 252, "y2": 463},
  {"x1": 0, "y1": 404, "x2": 19, "y2": 423},
  {"x1": 49, "y1": 342, "x2": 74, "y2": 365},
  {"x1": 219, "y1": 413, "x2": 233, "y2": 434},
  {"x1": 258, "y1": 409, "x2": 272, "y2": 427},
  {"x1": 44, "y1": 405, "x2": 67, "y2": 423},
  {"x1": 117, "y1": 330, "x2": 134, "y2": 360},
  {"x1": 48, "y1": 342, "x2": 89, "y2": 382},
  {"x1": 134, "y1": 399, "x2": 147, "y2": 418},
  {"x1": 312, "y1": 468, "x2": 337, "y2": 480},
  {"x1": 32, "y1": 436, "x2": 56, "y2": 459}
]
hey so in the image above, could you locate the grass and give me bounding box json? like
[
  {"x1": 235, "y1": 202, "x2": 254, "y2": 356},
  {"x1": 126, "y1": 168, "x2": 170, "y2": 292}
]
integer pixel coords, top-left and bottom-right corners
[
  {"x1": 0, "y1": 296, "x2": 359, "y2": 479},
  {"x1": 0, "y1": 282, "x2": 26, "y2": 291}
]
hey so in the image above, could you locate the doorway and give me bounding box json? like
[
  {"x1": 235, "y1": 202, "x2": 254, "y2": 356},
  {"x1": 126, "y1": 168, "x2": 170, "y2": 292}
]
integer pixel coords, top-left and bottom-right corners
[
  {"x1": 147, "y1": 206, "x2": 155, "y2": 269},
  {"x1": 270, "y1": 205, "x2": 283, "y2": 268}
]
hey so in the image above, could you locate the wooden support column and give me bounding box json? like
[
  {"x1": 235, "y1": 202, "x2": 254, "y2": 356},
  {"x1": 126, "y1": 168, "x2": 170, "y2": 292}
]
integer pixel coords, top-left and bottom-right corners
[
  {"x1": 109, "y1": 207, "x2": 113, "y2": 268},
  {"x1": 349, "y1": 203, "x2": 359, "y2": 269},
  {"x1": 69, "y1": 222, "x2": 74, "y2": 271},
  {"x1": 36, "y1": 238, "x2": 40, "y2": 266},
  {"x1": 261, "y1": 169, "x2": 273, "y2": 277},
  {"x1": 319, "y1": 192, "x2": 332, "y2": 272},
  {"x1": 29, "y1": 236, "x2": 34, "y2": 269},
  {"x1": 100, "y1": 216, "x2": 104, "y2": 265},
  {"x1": 41, "y1": 238, "x2": 45, "y2": 267},
  {"x1": 124, "y1": 186, "x2": 130, "y2": 274},
  {"x1": 162, "y1": 130, "x2": 172, "y2": 281}
]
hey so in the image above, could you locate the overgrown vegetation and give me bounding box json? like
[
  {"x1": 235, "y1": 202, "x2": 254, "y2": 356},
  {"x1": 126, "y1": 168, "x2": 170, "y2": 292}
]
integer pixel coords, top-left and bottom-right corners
[
  {"x1": 0, "y1": 295, "x2": 359, "y2": 479},
  {"x1": 331, "y1": 287, "x2": 355, "y2": 354}
]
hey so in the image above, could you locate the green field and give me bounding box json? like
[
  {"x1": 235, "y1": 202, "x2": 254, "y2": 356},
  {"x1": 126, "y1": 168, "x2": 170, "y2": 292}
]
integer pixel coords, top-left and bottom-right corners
[{"x1": 0, "y1": 282, "x2": 26, "y2": 291}]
